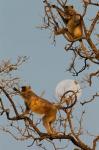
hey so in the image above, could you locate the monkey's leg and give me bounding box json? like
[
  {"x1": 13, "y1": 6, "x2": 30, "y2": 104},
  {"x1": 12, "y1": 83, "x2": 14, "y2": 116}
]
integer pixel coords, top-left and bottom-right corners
[
  {"x1": 43, "y1": 115, "x2": 53, "y2": 134},
  {"x1": 42, "y1": 109, "x2": 57, "y2": 134},
  {"x1": 54, "y1": 27, "x2": 77, "y2": 42},
  {"x1": 64, "y1": 30, "x2": 76, "y2": 42},
  {"x1": 49, "y1": 121, "x2": 57, "y2": 134}
]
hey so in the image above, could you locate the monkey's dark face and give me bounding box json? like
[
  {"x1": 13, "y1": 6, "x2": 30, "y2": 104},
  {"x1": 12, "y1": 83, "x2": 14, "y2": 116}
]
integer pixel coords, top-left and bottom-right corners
[
  {"x1": 64, "y1": 5, "x2": 75, "y2": 15},
  {"x1": 21, "y1": 86, "x2": 27, "y2": 92},
  {"x1": 64, "y1": 5, "x2": 73, "y2": 9},
  {"x1": 21, "y1": 86, "x2": 31, "y2": 92}
]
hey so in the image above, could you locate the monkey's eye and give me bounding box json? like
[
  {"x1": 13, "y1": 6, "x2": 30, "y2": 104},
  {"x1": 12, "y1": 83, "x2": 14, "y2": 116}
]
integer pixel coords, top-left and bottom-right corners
[{"x1": 71, "y1": 5, "x2": 73, "y2": 8}]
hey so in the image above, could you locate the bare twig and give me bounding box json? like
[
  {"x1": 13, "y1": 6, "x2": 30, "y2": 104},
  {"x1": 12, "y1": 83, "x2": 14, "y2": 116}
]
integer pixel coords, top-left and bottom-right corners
[{"x1": 80, "y1": 93, "x2": 99, "y2": 105}]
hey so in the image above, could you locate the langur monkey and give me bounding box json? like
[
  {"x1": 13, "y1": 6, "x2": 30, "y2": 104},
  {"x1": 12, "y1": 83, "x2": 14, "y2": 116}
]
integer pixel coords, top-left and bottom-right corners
[
  {"x1": 52, "y1": 5, "x2": 82, "y2": 41},
  {"x1": 13, "y1": 86, "x2": 77, "y2": 134},
  {"x1": 51, "y1": 5, "x2": 87, "y2": 53}
]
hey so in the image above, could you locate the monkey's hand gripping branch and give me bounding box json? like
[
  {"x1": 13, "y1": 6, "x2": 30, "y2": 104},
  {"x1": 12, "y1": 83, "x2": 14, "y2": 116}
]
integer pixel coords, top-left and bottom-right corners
[{"x1": 13, "y1": 87, "x2": 21, "y2": 93}]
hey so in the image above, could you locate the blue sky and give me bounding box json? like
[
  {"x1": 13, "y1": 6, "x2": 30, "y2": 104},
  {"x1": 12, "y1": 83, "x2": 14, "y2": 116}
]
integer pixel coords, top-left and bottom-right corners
[
  {"x1": 0, "y1": 0, "x2": 99, "y2": 150},
  {"x1": 0, "y1": 0, "x2": 76, "y2": 98}
]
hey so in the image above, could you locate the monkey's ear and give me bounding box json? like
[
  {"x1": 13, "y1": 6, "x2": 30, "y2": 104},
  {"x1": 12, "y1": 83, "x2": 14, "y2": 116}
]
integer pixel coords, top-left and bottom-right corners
[{"x1": 28, "y1": 86, "x2": 31, "y2": 89}]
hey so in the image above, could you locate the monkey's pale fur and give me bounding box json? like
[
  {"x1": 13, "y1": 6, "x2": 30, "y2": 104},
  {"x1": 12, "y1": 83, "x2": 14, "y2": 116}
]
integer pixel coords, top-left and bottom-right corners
[{"x1": 14, "y1": 86, "x2": 76, "y2": 134}]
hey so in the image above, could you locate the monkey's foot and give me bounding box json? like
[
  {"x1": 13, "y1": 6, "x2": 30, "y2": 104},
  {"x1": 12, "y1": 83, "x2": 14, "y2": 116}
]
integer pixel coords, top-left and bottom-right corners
[
  {"x1": 50, "y1": 132, "x2": 64, "y2": 136},
  {"x1": 56, "y1": 132, "x2": 64, "y2": 135}
]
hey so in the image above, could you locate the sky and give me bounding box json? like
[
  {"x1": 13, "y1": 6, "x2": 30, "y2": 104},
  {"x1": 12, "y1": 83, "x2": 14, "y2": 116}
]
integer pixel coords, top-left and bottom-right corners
[{"x1": 0, "y1": 0, "x2": 99, "y2": 150}]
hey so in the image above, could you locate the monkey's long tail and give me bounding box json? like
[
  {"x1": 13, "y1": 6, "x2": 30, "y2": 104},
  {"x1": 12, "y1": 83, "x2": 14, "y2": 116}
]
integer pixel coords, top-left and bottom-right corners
[{"x1": 58, "y1": 90, "x2": 77, "y2": 110}]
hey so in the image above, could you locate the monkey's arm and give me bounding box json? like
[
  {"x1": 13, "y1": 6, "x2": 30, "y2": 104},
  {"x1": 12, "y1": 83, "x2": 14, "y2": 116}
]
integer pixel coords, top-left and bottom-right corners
[
  {"x1": 13, "y1": 87, "x2": 30, "y2": 116},
  {"x1": 54, "y1": 27, "x2": 68, "y2": 35},
  {"x1": 20, "y1": 101, "x2": 30, "y2": 116},
  {"x1": 74, "y1": 14, "x2": 82, "y2": 26},
  {"x1": 51, "y1": 5, "x2": 70, "y2": 23},
  {"x1": 13, "y1": 87, "x2": 26, "y2": 98}
]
